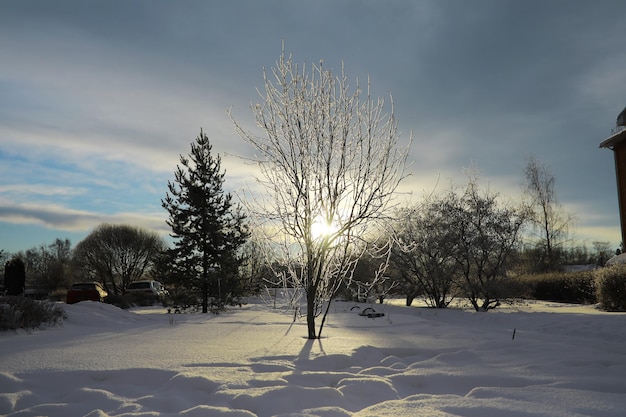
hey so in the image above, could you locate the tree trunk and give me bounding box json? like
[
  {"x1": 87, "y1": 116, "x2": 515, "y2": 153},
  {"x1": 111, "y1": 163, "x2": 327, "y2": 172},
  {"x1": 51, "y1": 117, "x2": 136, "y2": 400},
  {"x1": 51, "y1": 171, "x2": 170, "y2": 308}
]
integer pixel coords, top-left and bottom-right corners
[
  {"x1": 202, "y1": 280, "x2": 209, "y2": 313},
  {"x1": 405, "y1": 294, "x2": 414, "y2": 306},
  {"x1": 317, "y1": 298, "x2": 333, "y2": 339},
  {"x1": 306, "y1": 286, "x2": 317, "y2": 339}
]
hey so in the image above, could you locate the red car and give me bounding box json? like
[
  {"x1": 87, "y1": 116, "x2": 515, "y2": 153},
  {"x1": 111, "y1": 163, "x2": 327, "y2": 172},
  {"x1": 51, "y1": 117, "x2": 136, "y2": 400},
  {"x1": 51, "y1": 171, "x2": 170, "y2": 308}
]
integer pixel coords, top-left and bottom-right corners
[{"x1": 66, "y1": 282, "x2": 108, "y2": 304}]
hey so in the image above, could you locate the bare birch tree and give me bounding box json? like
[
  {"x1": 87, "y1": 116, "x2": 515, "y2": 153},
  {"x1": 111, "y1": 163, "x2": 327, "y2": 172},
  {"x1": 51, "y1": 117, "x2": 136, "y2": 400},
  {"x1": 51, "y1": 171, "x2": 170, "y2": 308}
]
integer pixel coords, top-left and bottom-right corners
[
  {"x1": 523, "y1": 155, "x2": 573, "y2": 272},
  {"x1": 232, "y1": 49, "x2": 410, "y2": 339}
]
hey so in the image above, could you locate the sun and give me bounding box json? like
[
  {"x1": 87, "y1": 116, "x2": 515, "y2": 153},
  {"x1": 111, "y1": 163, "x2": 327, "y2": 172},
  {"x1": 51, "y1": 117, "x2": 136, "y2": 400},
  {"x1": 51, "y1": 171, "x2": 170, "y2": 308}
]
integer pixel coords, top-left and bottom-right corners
[{"x1": 311, "y1": 215, "x2": 339, "y2": 240}]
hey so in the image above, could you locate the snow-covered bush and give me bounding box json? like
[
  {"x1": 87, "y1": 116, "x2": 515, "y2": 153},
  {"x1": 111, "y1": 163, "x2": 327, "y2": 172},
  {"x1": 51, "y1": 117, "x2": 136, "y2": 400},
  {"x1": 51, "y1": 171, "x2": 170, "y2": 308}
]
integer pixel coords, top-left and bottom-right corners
[
  {"x1": 0, "y1": 296, "x2": 67, "y2": 330},
  {"x1": 594, "y1": 265, "x2": 626, "y2": 311}
]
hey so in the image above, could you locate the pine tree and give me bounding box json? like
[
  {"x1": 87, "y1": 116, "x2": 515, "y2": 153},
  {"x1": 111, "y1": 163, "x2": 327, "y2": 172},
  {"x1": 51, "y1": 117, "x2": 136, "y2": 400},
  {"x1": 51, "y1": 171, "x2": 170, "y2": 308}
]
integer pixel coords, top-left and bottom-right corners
[
  {"x1": 4, "y1": 257, "x2": 25, "y2": 296},
  {"x1": 162, "y1": 130, "x2": 249, "y2": 313}
]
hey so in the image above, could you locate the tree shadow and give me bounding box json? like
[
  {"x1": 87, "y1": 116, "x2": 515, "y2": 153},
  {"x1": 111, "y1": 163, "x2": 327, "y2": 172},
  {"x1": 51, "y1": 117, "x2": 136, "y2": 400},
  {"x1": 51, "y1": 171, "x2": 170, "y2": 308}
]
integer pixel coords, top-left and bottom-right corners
[{"x1": 298, "y1": 337, "x2": 326, "y2": 362}]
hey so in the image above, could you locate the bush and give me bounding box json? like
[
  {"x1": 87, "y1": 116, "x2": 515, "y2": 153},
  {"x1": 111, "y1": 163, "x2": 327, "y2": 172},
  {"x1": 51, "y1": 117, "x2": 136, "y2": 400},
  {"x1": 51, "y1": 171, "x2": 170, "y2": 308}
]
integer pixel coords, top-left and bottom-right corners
[
  {"x1": 498, "y1": 276, "x2": 532, "y2": 300},
  {"x1": 595, "y1": 265, "x2": 626, "y2": 311},
  {"x1": 0, "y1": 296, "x2": 67, "y2": 331},
  {"x1": 128, "y1": 293, "x2": 161, "y2": 307},
  {"x1": 166, "y1": 288, "x2": 200, "y2": 313},
  {"x1": 518, "y1": 271, "x2": 596, "y2": 304},
  {"x1": 104, "y1": 293, "x2": 133, "y2": 309},
  {"x1": 48, "y1": 288, "x2": 68, "y2": 302},
  {"x1": 102, "y1": 293, "x2": 167, "y2": 309}
]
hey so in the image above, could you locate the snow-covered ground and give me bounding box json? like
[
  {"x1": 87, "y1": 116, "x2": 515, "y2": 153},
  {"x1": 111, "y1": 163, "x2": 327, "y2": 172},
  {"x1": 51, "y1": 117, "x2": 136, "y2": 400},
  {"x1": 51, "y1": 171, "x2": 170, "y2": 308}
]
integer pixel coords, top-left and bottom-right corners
[{"x1": 1, "y1": 297, "x2": 625, "y2": 417}]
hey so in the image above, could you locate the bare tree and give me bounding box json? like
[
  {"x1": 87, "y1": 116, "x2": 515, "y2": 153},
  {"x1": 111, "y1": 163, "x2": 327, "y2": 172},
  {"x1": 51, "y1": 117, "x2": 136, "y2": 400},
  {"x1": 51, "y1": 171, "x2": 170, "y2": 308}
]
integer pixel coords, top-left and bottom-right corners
[
  {"x1": 391, "y1": 201, "x2": 460, "y2": 308},
  {"x1": 592, "y1": 241, "x2": 613, "y2": 266},
  {"x1": 523, "y1": 156, "x2": 573, "y2": 272},
  {"x1": 22, "y1": 238, "x2": 72, "y2": 290},
  {"x1": 237, "y1": 233, "x2": 268, "y2": 295},
  {"x1": 449, "y1": 175, "x2": 530, "y2": 311},
  {"x1": 73, "y1": 224, "x2": 166, "y2": 294},
  {"x1": 232, "y1": 49, "x2": 410, "y2": 339}
]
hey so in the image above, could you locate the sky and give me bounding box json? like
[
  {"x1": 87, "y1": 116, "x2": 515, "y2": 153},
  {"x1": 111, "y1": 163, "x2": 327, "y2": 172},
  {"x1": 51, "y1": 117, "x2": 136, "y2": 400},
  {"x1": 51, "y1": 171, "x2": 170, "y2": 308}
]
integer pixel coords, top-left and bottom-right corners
[{"x1": 1, "y1": 0, "x2": 626, "y2": 254}]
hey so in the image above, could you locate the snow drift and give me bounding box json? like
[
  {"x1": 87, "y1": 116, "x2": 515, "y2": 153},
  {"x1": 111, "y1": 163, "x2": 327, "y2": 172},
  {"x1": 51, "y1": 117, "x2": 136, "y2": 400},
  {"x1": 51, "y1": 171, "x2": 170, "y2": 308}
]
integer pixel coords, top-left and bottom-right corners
[{"x1": 1, "y1": 299, "x2": 625, "y2": 416}]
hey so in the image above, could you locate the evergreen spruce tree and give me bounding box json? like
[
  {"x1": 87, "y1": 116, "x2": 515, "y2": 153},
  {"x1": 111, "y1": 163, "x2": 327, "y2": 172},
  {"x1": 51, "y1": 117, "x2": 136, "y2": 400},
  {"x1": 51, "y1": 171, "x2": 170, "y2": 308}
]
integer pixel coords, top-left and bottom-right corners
[
  {"x1": 4, "y1": 257, "x2": 25, "y2": 296},
  {"x1": 162, "y1": 130, "x2": 249, "y2": 313}
]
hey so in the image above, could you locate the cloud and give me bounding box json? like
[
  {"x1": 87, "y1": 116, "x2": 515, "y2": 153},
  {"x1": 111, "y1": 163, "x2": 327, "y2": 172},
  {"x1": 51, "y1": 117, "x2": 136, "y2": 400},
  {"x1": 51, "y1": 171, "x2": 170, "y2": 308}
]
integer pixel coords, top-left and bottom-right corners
[
  {"x1": 0, "y1": 200, "x2": 168, "y2": 235},
  {"x1": 1, "y1": 0, "x2": 625, "y2": 252},
  {"x1": 0, "y1": 184, "x2": 86, "y2": 197}
]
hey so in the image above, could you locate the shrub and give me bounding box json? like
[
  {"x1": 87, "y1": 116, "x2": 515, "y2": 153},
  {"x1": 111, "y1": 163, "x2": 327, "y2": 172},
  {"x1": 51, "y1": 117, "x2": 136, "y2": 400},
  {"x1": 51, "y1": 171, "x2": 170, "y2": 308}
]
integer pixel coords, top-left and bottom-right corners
[
  {"x1": 104, "y1": 293, "x2": 167, "y2": 309},
  {"x1": 128, "y1": 293, "x2": 160, "y2": 307},
  {"x1": 0, "y1": 296, "x2": 67, "y2": 331},
  {"x1": 595, "y1": 265, "x2": 626, "y2": 311},
  {"x1": 104, "y1": 293, "x2": 133, "y2": 309},
  {"x1": 48, "y1": 288, "x2": 68, "y2": 302},
  {"x1": 518, "y1": 271, "x2": 596, "y2": 304},
  {"x1": 167, "y1": 288, "x2": 200, "y2": 312},
  {"x1": 498, "y1": 276, "x2": 532, "y2": 300}
]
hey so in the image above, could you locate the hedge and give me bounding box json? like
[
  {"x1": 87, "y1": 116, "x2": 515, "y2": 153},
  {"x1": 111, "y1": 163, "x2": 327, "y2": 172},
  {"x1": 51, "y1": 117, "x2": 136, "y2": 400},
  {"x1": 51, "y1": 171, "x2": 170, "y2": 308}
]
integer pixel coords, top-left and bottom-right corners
[{"x1": 517, "y1": 271, "x2": 596, "y2": 304}]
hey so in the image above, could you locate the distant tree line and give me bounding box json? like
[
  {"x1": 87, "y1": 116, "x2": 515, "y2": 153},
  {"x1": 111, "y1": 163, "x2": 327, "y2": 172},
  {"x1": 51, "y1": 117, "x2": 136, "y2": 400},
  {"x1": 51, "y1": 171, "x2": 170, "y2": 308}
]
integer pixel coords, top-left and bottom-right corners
[
  {"x1": 0, "y1": 147, "x2": 619, "y2": 319},
  {"x1": 0, "y1": 140, "x2": 617, "y2": 318}
]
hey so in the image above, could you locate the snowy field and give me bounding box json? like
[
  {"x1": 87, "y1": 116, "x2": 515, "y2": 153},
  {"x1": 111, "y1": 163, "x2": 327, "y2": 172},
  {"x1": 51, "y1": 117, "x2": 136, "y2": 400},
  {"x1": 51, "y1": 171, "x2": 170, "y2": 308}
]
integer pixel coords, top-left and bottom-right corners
[{"x1": 1, "y1": 297, "x2": 625, "y2": 417}]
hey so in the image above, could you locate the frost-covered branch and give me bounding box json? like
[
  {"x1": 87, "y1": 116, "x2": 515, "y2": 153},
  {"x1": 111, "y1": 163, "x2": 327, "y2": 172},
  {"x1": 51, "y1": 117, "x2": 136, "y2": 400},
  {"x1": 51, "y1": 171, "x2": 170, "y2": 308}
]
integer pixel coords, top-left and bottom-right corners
[{"x1": 232, "y1": 48, "x2": 411, "y2": 339}]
